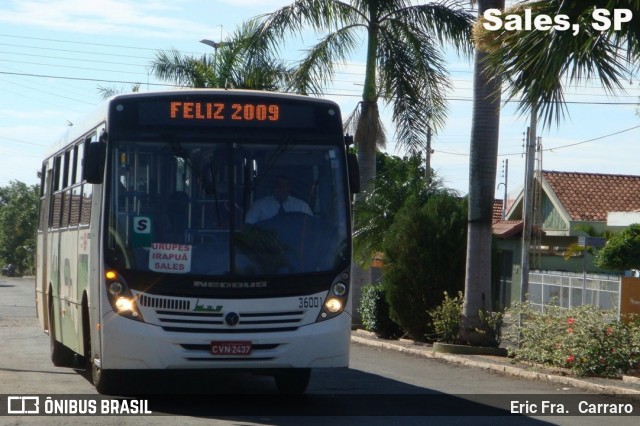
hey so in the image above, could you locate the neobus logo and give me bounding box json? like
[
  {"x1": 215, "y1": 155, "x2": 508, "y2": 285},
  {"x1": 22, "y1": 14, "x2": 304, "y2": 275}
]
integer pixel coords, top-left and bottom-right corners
[{"x1": 193, "y1": 281, "x2": 268, "y2": 289}]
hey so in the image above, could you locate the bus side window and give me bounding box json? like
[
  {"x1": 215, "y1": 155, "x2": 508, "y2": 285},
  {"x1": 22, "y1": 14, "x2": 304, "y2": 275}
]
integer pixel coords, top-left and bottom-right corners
[
  {"x1": 50, "y1": 155, "x2": 63, "y2": 229},
  {"x1": 39, "y1": 167, "x2": 52, "y2": 233}
]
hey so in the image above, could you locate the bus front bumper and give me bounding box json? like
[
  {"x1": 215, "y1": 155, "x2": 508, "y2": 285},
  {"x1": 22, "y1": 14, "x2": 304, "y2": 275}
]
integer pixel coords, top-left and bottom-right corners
[{"x1": 99, "y1": 310, "x2": 351, "y2": 370}]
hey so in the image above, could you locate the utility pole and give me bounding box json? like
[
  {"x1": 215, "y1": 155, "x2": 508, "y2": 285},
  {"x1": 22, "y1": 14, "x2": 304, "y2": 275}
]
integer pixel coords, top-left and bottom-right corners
[
  {"x1": 500, "y1": 159, "x2": 508, "y2": 220},
  {"x1": 425, "y1": 125, "x2": 433, "y2": 179},
  {"x1": 520, "y1": 109, "x2": 537, "y2": 303}
]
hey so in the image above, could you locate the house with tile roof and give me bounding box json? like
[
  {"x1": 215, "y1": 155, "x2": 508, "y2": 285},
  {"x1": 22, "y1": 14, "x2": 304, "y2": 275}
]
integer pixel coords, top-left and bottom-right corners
[{"x1": 492, "y1": 170, "x2": 640, "y2": 308}]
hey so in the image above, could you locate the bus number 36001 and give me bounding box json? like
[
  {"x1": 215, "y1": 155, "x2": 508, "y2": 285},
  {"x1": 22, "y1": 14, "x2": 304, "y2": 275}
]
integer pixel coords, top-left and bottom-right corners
[{"x1": 298, "y1": 297, "x2": 322, "y2": 309}]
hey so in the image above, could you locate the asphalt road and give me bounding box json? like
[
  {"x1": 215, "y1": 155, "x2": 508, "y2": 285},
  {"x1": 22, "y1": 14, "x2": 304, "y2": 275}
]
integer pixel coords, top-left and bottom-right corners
[{"x1": 1, "y1": 276, "x2": 638, "y2": 425}]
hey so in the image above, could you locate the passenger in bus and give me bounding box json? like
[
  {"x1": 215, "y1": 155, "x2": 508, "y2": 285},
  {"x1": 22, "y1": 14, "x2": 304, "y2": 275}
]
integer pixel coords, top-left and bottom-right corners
[{"x1": 245, "y1": 176, "x2": 312, "y2": 224}]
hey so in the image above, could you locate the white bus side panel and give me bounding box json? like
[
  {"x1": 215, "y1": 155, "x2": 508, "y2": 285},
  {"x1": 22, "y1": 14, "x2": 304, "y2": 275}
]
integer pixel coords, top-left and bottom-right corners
[{"x1": 57, "y1": 227, "x2": 81, "y2": 354}]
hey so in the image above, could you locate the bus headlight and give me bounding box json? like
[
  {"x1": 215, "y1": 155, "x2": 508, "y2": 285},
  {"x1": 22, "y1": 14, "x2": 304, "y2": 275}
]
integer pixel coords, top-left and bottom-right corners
[
  {"x1": 105, "y1": 270, "x2": 144, "y2": 321},
  {"x1": 325, "y1": 298, "x2": 342, "y2": 313},
  {"x1": 316, "y1": 280, "x2": 349, "y2": 322},
  {"x1": 332, "y1": 282, "x2": 347, "y2": 297},
  {"x1": 114, "y1": 297, "x2": 133, "y2": 311},
  {"x1": 108, "y1": 281, "x2": 123, "y2": 296}
]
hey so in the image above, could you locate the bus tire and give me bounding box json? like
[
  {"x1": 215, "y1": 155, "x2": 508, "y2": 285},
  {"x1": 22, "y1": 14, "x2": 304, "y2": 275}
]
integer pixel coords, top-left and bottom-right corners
[
  {"x1": 81, "y1": 301, "x2": 122, "y2": 395},
  {"x1": 274, "y1": 368, "x2": 311, "y2": 394},
  {"x1": 49, "y1": 296, "x2": 75, "y2": 367},
  {"x1": 92, "y1": 366, "x2": 123, "y2": 395}
]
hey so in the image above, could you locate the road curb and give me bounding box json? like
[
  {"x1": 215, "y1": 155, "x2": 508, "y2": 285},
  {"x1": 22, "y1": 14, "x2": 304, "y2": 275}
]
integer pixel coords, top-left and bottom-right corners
[{"x1": 351, "y1": 334, "x2": 640, "y2": 399}]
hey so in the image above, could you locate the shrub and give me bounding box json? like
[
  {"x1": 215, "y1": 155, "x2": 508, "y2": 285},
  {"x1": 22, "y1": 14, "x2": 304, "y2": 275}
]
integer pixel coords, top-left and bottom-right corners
[
  {"x1": 508, "y1": 302, "x2": 640, "y2": 377},
  {"x1": 430, "y1": 292, "x2": 503, "y2": 346},
  {"x1": 595, "y1": 223, "x2": 640, "y2": 271},
  {"x1": 430, "y1": 291, "x2": 463, "y2": 343},
  {"x1": 382, "y1": 194, "x2": 467, "y2": 341},
  {"x1": 359, "y1": 283, "x2": 403, "y2": 339},
  {"x1": 475, "y1": 309, "x2": 504, "y2": 348}
]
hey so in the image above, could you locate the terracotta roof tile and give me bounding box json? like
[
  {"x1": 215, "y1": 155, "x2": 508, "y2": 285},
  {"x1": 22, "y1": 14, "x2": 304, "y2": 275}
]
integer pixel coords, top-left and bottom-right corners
[
  {"x1": 493, "y1": 220, "x2": 523, "y2": 238},
  {"x1": 543, "y1": 171, "x2": 640, "y2": 221},
  {"x1": 493, "y1": 199, "x2": 504, "y2": 223}
]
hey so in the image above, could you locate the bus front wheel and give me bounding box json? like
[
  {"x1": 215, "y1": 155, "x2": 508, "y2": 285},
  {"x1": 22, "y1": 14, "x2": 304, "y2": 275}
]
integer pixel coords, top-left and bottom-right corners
[
  {"x1": 274, "y1": 368, "x2": 311, "y2": 394},
  {"x1": 82, "y1": 304, "x2": 122, "y2": 395},
  {"x1": 92, "y1": 365, "x2": 123, "y2": 395}
]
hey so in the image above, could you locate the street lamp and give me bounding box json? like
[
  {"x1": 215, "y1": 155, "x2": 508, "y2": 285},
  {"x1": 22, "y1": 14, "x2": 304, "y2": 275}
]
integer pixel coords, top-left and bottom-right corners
[
  {"x1": 199, "y1": 38, "x2": 232, "y2": 70},
  {"x1": 199, "y1": 39, "x2": 230, "y2": 51}
]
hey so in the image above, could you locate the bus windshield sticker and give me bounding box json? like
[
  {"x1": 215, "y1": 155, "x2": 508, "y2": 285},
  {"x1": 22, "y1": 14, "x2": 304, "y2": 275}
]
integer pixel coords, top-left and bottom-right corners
[
  {"x1": 132, "y1": 216, "x2": 152, "y2": 247},
  {"x1": 149, "y1": 243, "x2": 192, "y2": 273}
]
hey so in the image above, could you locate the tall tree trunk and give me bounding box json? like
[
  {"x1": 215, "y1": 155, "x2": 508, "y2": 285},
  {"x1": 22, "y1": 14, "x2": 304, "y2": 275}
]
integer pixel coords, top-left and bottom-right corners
[
  {"x1": 351, "y1": 101, "x2": 378, "y2": 326},
  {"x1": 461, "y1": 0, "x2": 504, "y2": 345},
  {"x1": 351, "y1": 12, "x2": 381, "y2": 327}
]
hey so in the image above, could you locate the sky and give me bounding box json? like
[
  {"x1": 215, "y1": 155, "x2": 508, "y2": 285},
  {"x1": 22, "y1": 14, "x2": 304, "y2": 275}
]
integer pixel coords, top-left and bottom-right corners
[{"x1": 1, "y1": 0, "x2": 640, "y2": 201}]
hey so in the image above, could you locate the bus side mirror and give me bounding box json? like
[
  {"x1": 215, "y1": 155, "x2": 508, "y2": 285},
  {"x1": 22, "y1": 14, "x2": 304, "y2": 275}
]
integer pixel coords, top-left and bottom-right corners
[
  {"x1": 347, "y1": 153, "x2": 360, "y2": 194},
  {"x1": 82, "y1": 137, "x2": 107, "y2": 184}
]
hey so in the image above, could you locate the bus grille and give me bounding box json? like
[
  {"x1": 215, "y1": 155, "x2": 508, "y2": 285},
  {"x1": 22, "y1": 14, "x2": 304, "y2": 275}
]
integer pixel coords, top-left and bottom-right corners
[
  {"x1": 156, "y1": 310, "x2": 304, "y2": 333},
  {"x1": 138, "y1": 295, "x2": 191, "y2": 311}
]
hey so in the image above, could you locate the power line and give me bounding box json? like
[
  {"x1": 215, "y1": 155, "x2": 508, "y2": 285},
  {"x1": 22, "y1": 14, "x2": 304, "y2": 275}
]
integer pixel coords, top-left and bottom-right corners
[
  {"x1": 0, "y1": 33, "x2": 203, "y2": 55},
  {"x1": 0, "y1": 50, "x2": 147, "y2": 67},
  {"x1": 435, "y1": 125, "x2": 640, "y2": 158},
  {"x1": 3, "y1": 70, "x2": 639, "y2": 107},
  {"x1": 0, "y1": 42, "x2": 158, "y2": 61},
  {"x1": 1, "y1": 77, "x2": 95, "y2": 105},
  {"x1": 544, "y1": 125, "x2": 640, "y2": 152},
  {"x1": 3, "y1": 34, "x2": 640, "y2": 97},
  {"x1": 0, "y1": 70, "x2": 174, "y2": 87},
  {"x1": 0, "y1": 135, "x2": 48, "y2": 147},
  {"x1": 0, "y1": 59, "x2": 150, "y2": 76}
]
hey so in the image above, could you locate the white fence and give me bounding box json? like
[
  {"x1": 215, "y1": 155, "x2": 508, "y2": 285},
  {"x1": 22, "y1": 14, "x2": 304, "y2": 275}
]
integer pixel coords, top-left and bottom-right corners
[{"x1": 527, "y1": 270, "x2": 620, "y2": 315}]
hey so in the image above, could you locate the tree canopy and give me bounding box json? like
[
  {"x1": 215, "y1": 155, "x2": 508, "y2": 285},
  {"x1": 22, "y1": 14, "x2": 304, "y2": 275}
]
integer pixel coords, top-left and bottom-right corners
[
  {"x1": 247, "y1": 0, "x2": 475, "y2": 152},
  {"x1": 150, "y1": 22, "x2": 292, "y2": 91},
  {"x1": 595, "y1": 224, "x2": 640, "y2": 271},
  {"x1": 0, "y1": 181, "x2": 39, "y2": 275},
  {"x1": 475, "y1": 0, "x2": 640, "y2": 127}
]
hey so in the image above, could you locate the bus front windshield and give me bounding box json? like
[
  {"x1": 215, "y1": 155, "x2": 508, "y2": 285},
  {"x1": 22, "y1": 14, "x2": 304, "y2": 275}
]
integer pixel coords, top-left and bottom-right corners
[{"x1": 106, "y1": 137, "x2": 350, "y2": 277}]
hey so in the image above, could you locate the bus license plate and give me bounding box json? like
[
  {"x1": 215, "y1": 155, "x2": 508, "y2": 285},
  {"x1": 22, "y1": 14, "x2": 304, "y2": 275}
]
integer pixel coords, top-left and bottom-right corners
[{"x1": 210, "y1": 341, "x2": 252, "y2": 356}]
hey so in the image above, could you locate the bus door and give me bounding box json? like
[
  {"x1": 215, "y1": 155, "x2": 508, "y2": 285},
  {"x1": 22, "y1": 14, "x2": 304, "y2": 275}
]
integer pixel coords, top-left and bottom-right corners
[{"x1": 37, "y1": 164, "x2": 54, "y2": 328}]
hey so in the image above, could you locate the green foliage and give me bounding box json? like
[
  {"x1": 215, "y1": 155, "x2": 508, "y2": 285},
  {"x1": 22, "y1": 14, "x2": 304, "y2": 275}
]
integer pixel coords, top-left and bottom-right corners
[
  {"x1": 476, "y1": 309, "x2": 504, "y2": 348},
  {"x1": 477, "y1": 0, "x2": 635, "y2": 128},
  {"x1": 353, "y1": 152, "x2": 452, "y2": 267},
  {"x1": 595, "y1": 224, "x2": 640, "y2": 271},
  {"x1": 429, "y1": 291, "x2": 463, "y2": 344},
  {"x1": 430, "y1": 291, "x2": 503, "y2": 347},
  {"x1": 508, "y1": 302, "x2": 640, "y2": 377},
  {"x1": 247, "y1": 0, "x2": 474, "y2": 151},
  {"x1": 359, "y1": 283, "x2": 403, "y2": 339},
  {"x1": 383, "y1": 193, "x2": 468, "y2": 341},
  {"x1": 97, "y1": 83, "x2": 141, "y2": 99},
  {"x1": 151, "y1": 21, "x2": 291, "y2": 91},
  {"x1": 0, "y1": 180, "x2": 39, "y2": 275}
]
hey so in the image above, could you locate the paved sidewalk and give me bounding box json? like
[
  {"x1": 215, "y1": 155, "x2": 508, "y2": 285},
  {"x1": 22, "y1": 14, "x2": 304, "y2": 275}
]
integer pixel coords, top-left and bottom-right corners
[{"x1": 351, "y1": 329, "x2": 640, "y2": 399}]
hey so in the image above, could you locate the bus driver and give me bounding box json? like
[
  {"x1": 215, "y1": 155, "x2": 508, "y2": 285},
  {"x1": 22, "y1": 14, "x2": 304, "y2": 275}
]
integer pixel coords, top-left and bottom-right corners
[{"x1": 245, "y1": 176, "x2": 312, "y2": 224}]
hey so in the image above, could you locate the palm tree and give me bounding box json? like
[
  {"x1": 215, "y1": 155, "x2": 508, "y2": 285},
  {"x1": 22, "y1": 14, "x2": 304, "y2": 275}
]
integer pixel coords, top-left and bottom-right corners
[
  {"x1": 97, "y1": 83, "x2": 141, "y2": 100},
  {"x1": 476, "y1": 0, "x2": 637, "y2": 127},
  {"x1": 246, "y1": 0, "x2": 475, "y2": 322},
  {"x1": 150, "y1": 22, "x2": 292, "y2": 90},
  {"x1": 461, "y1": 0, "x2": 504, "y2": 346}
]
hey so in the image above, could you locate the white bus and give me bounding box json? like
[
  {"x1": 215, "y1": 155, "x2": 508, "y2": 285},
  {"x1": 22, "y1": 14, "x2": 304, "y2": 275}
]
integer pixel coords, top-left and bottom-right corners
[{"x1": 36, "y1": 90, "x2": 359, "y2": 394}]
